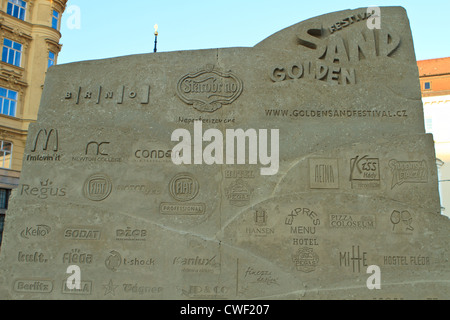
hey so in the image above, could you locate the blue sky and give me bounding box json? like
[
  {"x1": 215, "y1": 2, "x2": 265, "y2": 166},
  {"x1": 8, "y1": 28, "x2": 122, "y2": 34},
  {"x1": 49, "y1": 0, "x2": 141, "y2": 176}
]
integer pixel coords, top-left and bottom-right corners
[{"x1": 58, "y1": 0, "x2": 450, "y2": 64}]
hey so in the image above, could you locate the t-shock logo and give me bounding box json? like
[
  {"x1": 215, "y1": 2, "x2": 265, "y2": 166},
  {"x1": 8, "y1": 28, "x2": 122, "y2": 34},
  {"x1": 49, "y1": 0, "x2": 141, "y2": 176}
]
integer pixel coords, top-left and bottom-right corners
[{"x1": 171, "y1": 121, "x2": 279, "y2": 176}]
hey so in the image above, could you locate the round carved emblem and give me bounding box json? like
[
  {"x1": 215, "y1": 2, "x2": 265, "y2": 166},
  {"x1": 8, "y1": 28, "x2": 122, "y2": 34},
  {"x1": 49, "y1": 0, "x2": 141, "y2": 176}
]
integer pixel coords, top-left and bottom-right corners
[{"x1": 169, "y1": 173, "x2": 199, "y2": 202}]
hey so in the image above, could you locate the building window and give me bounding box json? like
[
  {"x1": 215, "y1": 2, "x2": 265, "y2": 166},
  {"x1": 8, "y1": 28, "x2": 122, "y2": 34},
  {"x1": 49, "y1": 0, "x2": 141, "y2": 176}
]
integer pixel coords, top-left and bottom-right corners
[
  {"x1": 0, "y1": 189, "x2": 11, "y2": 210},
  {"x1": 52, "y1": 10, "x2": 60, "y2": 30},
  {"x1": 48, "y1": 51, "x2": 56, "y2": 69},
  {"x1": 2, "y1": 38, "x2": 23, "y2": 67},
  {"x1": 424, "y1": 82, "x2": 431, "y2": 90},
  {"x1": 0, "y1": 213, "x2": 5, "y2": 247},
  {"x1": 6, "y1": 0, "x2": 27, "y2": 21},
  {"x1": 0, "y1": 88, "x2": 18, "y2": 117},
  {"x1": 0, "y1": 189, "x2": 10, "y2": 248},
  {"x1": 0, "y1": 141, "x2": 13, "y2": 169}
]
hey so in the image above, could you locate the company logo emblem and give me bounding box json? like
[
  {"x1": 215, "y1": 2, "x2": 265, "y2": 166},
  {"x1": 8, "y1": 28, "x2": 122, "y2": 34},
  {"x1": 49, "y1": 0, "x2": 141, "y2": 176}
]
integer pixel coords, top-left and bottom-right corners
[
  {"x1": 292, "y1": 247, "x2": 319, "y2": 273},
  {"x1": 225, "y1": 179, "x2": 253, "y2": 207},
  {"x1": 20, "y1": 179, "x2": 67, "y2": 199},
  {"x1": 62, "y1": 280, "x2": 92, "y2": 295},
  {"x1": 64, "y1": 228, "x2": 101, "y2": 240},
  {"x1": 105, "y1": 250, "x2": 122, "y2": 272},
  {"x1": 86, "y1": 141, "x2": 110, "y2": 156},
  {"x1": 389, "y1": 159, "x2": 428, "y2": 189},
  {"x1": 83, "y1": 173, "x2": 112, "y2": 201},
  {"x1": 169, "y1": 173, "x2": 199, "y2": 202},
  {"x1": 390, "y1": 210, "x2": 414, "y2": 233},
  {"x1": 254, "y1": 208, "x2": 268, "y2": 226},
  {"x1": 176, "y1": 65, "x2": 243, "y2": 113},
  {"x1": 20, "y1": 225, "x2": 51, "y2": 239},
  {"x1": 350, "y1": 155, "x2": 380, "y2": 189},
  {"x1": 31, "y1": 128, "x2": 59, "y2": 152},
  {"x1": 115, "y1": 228, "x2": 147, "y2": 241},
  {"x1": 103, "y1": 279, "x2": 119, "y2": 296},
  {"x1": 14, "y1": 280, "x2": 53, "y2": 293},
  {"x1": 309, "y1": 158, "x2": 339, "y2": 189}
]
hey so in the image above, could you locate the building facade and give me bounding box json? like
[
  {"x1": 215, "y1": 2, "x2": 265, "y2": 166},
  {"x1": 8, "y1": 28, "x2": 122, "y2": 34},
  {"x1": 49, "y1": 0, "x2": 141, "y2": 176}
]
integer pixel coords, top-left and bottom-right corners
[
  {"x1": 0, "y1": 0, "x2": 68, "y2": 244},
  {"x1": 418, "y1": 57, "x2": 450, "y2": 217}
]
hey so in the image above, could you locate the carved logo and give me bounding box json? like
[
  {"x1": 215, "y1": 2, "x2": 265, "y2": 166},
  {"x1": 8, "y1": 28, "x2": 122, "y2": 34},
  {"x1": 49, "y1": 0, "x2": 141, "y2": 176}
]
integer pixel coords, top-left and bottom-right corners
[
  {"x1": 309, "y1": 158, "x2": 339, "y2": 189},
  {"x1": 20, "y1": 225, "x2": 51, "y2": 239},
  {"x1": 254, "y1": 208, "x2": 268, "y2": 226},
  {"x1": 31, "y1": 128, "x2": 59, "y2": 152},
  {"x1": 105, "y1": 250, "x2": 122, "y2": 272},
  {"x1": 64, "y1": 228, "x2": 101, "y2": 240},
  {"x1": 86, "y1": 141, "x2": 110, "y2": 156},
  {"x1": 14, "y1": 280, "x2": 53, "y2": 293},
  {"x1": 62, "y1": 280, "x2": 92, "y2": 295},
  {"x1": 103, "y1": 279, "x2": 119, "y2": 296},
  {"x1": 176, "y1": 65, "x2": 243, "y2": 112},
  {"x1": 225, "y1": 179, "x2": 253, "y2": 207},
  {"x1": 292, "y1": 247, "x2": 319, "y2": 273},
  {"x1": 390, "y1": 210, "x2": 414, "y2": 233},
  {"x1": 20, "y1": 179, "x2": 67, "y2": 199},
  {"x1": 169, "y1": 173, "x2": 199, "y2": 202},
  {"x1": 350, "y1": 155, "x2": 380, "y2": 189},
  {"x1": 83, "y1": 173, "x2": 112, "y2": 201},
  {"x1": 389, "y1": 159, "x2": 428, "y2": 189}
]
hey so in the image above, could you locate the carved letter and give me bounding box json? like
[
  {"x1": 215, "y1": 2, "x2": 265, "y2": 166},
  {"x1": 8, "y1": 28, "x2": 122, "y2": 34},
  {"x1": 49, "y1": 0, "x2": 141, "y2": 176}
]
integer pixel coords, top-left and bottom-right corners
[
  {"x1": 349, "y1": 30, "x2": 377, "y2": 62},
  {"x1": 297, "y1": 25, "x2": 327, "y2": 59},
  {"x1": 379, "y1": 29, "x2": 401, "y2": 57}
]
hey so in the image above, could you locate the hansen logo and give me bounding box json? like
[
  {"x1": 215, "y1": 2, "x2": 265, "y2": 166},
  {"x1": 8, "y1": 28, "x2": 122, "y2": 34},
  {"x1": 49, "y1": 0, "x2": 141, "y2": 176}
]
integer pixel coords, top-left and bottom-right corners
[{"x1": 176, "y1": 65, "x2": 243, "y2": 112}]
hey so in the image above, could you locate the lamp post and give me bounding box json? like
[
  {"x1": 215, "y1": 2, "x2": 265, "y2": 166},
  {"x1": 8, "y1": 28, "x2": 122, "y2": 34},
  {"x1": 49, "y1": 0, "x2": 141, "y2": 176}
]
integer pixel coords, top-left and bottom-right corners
[{"x1": 154, "y1": 24, "x2": 159, "y2": 53}]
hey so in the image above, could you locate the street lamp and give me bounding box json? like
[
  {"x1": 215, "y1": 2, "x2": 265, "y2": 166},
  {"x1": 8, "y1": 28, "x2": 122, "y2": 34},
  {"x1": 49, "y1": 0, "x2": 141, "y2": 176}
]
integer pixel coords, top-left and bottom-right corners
[{"x1": 154, "y1": 24, "x2": 159, "y2": 53}]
